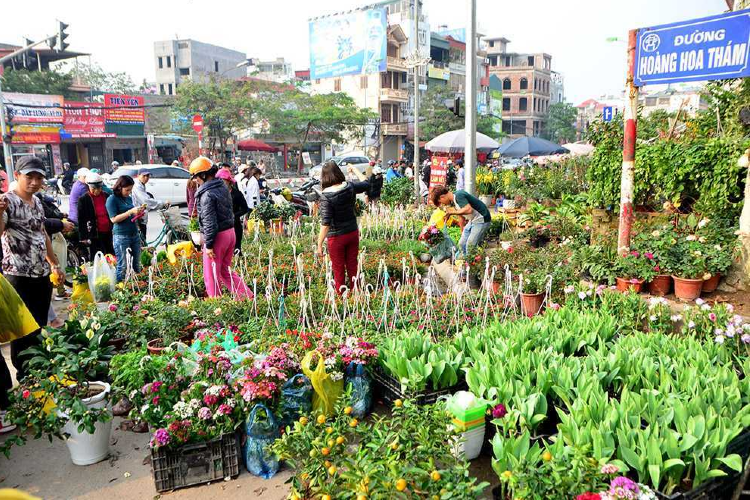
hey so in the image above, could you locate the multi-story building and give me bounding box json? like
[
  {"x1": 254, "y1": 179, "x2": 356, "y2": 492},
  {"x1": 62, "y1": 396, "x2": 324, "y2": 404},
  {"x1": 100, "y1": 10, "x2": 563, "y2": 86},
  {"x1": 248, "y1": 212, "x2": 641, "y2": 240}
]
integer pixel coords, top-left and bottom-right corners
[
  {"x1": 485, "y1": 36, "x2": 553, "y2": 137},
  {"x1": 427, "y1": 33, "x2": 450, "y2": 88},
  {"x1": 550, "y1": 71, "x2": 565, "y2": 105},
  {"x1": 248, "y1": 57, "x2": 294, "y2": 83},
  {"x1": 153, "y1": 39, "x2": 247, "y2": 96}
]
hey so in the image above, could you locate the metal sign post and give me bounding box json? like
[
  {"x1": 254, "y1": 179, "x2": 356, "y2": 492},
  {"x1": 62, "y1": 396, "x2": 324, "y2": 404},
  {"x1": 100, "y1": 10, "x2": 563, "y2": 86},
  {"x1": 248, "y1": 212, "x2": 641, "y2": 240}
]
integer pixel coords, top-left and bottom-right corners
[{"x1": 464, "y1": 0, "x2": 478, "y2": 195}]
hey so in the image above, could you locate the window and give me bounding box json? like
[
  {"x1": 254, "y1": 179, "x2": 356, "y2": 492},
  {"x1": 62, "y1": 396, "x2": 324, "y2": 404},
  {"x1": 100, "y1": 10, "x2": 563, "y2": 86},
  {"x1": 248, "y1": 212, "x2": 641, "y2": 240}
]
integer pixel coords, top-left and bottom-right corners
[
  {"x1": 519, "y1": 97, "x2": 527, "y2": 111},
  {"x1": 503, "y1": 78, "x2": 511, "y2": 90},
  {"x1": 528, "y1": 56, "x2": 535, "y2": 66},
  {"x1": 505, "y1": 56, "x2": 511, "y2": 66},
  {"x1": 214, "y1": 61, "x2": 219, "y2": 72},
  {"x1": 158, "y1": 57, "x2": 163, "y2": 69},
  {"x1": 334, "y1": 79, "x2": 341, "y2": 92},
  {"x1": 179, "y1": 67, "x2": 190, "y2": 76},
  {"x1": 178, "y1": 42, "x2": 189, "y2": 49},
  {"x1": 166, "y1": 56, "x2": 171, "y2": 68},
  {"x1": 159, "y1": 83, "x2": 165, "y2": 94},
  {"x1": 520, "y1": 78, "x2": 528, "y2": 90},
  {"x1": 502, "y1": 98, "x2": 510, "y2": 111},
  {"x1": 502, "y1": 121, "x2": 511, "y2": 134},
  {"x1": 168, "y1": 83, "x2": 173, "y2": 95},
  {"x1": 360, "y1": 76, "x2": 368, "y2": 89},
  {"x1": 658, "y1": 97, "x2": 670, "y2": 105},
  {"x1": 489, "y1": 40, "x2": 495, "y2": 47},
  {"x1": 149, "y1": 168, "x2": 169, "y2": 178},
  {"x1": 168, "y1": 167, "x2": 190, "y2": 179},
  {"x1": 357, "y1": 157, "x2": 369, "y2": 164},
  {"x1": 533, "y1": 97, "x2": 537, "y2": 111}
]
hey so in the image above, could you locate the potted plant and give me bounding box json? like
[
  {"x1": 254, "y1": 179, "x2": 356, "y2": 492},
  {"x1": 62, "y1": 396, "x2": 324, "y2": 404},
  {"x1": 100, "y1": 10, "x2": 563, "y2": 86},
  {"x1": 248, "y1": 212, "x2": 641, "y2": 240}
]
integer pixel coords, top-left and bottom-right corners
[
  {"x1": 702, "y1": 241, "x2": 732, "y2": 293},
  {"x1": 1, "y1": 323, "x2": 115, "y2": 465},
  {"x1": 462, "y1": 246, "x2": 486, "y2": 289},
  {"x1": 476, "y1": 167, "x2": 497, "y2": 207},
  {"x1": 672, "y1": 235, "x2": 709, "y2": 300},
  {"x1": 614, "y1": 251, "x2": 657, "y2": 293},
  {"x1": 633, "y1": 226, "x2": 677, "y2": 296},
  {"x1": 520, "y1": 268, "x2": 548, "y2": 317},
  {"x1": 188, "y1": 217, "x2": 202, "y2": 246}
]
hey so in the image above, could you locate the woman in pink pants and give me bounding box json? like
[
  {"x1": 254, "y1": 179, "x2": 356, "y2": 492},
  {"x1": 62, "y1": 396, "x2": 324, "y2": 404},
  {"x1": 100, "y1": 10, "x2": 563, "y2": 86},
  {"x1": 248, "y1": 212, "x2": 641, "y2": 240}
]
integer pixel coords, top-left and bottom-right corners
[{"x1": 189, "y1": 157, "x2": 251, "y2": 299}]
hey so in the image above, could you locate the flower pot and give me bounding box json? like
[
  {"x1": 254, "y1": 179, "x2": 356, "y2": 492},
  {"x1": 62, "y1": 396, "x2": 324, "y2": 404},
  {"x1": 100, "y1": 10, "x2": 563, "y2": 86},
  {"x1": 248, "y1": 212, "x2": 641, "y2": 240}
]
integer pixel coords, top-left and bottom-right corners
[
  {"x1": 648, "y1": 275, "x2": 672, "y2": 296},
  {"x1": 616, "y1": 277, "x2": 645, "y2": 293},
  {"x1": 269, "y1": 218, "x2": 284, "y2": 235},
  {"x1": 502, "y1": 199, "x2": 516, "y2": 209},
  {"x1": 190, "y1": 231, "x2": 203, "y2": 246},
  {"x1": 419, "y1": 253, "x2": 432, "y2": 263},
  {"x1": 702, "y1": 273, "x2": 721, "y2": 293},
  {"x1": 672, "y1": 276, "x2": 704, "y2": 301},
  {"x1": 105, "y1": 336, "x2": 127, "y2": 352},
  {"x1": 479, "y1": 195, "x2": 493, "y2": 207},
  {"x1": 147, "y1": 338, "x2": 166, "y2": 355},
  {"x1": 59, "y1": 381, "x2": 112, "y2": 465},
  {"x1": 520, "y1": 292, "x2": 545, "y2": 317}
]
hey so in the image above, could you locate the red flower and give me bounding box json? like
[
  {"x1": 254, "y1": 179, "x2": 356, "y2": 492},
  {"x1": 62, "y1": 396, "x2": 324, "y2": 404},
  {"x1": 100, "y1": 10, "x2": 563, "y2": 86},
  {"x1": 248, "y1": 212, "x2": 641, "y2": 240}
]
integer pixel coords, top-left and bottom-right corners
[
  {"x1": 22, "y1": 389, "x2": 31, "y2": 399},
  {"x1": 576, "y1": 494, "x2": 601, "y2": 500}
]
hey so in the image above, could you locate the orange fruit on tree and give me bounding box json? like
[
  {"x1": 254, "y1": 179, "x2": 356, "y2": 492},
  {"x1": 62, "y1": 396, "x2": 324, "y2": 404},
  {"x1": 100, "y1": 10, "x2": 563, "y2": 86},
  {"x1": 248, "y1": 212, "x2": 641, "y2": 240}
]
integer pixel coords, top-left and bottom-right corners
[
  {"x1": 349, "y1": 418, "x2": 359, "y2": 428},
  {"x1": 431, "y1": 471, "x2": 441, "y2": 481},
  {"x1": 299, "y1": 416, "x2": 308, "y2": 425},
  {"x1": 326, "y1": 427, "x2": 334, "y2": 434},
  {"x1": 321, "y1": 495, "x2": 332, "y2": 500},
  {"x1": 344, "y1": 406, "x2": 353, "y2": 415},
  {"x1": 542, "y1": 451, "x2": 553, "y2": 462},
  {"x1": 321, "y1": 447, "x2": 330, "y2": 456},
  {"x1": 336, "y1": 436, "x2": 345, "y2": 445},
  {"x1": 317, "y1": 414, "x2": 326, "y2": 425},
  {"x1": 328, "y1": 465, "x2": 337, "y2": 475},
  {"x1": 394, "y1": 399, "x2": 403, "y2": 407},
  {"x1": 395, "y1": 479, "x2": 407, "y2": 491}
]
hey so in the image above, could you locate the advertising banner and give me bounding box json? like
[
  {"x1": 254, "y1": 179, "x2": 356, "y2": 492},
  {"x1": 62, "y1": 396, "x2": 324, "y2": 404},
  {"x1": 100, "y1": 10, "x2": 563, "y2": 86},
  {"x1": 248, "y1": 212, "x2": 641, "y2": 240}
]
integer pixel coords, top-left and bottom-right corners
[
  {"x1": 62, "y1": 101, "x2": 114, "y2": 138},
  {"x1": 635, "y1": 9, "x2": 750, "y2": 86},
  {"x1": 103, "y1": 94, "x2": 145, "y2": 124},
  {"x1": 489, "y1": 88, "x2": 503, "y2": 134},
  {"x1": 3, "y1": 92, "x2": 63, "y2": 124},
  {"x1": 309, "y1": 8, "x2": 387, "y2": 80},
  {"x1": 429, "y1": 156, "x2": 448, "y2": 190}
]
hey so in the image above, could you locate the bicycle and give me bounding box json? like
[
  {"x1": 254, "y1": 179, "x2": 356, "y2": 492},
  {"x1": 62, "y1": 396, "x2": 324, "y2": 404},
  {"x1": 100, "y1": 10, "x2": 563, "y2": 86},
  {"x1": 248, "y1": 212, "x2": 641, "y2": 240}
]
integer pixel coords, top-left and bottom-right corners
[{"x1": 142, "y1": 207, "x2": 190, "y2": 249}]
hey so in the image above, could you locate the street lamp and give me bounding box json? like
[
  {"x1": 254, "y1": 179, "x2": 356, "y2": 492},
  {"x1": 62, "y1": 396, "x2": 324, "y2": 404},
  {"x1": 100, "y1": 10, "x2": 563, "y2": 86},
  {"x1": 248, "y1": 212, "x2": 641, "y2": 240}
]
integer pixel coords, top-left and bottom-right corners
[{"x1": 219, "y1": 60, "x2": 250, "y2": 78}]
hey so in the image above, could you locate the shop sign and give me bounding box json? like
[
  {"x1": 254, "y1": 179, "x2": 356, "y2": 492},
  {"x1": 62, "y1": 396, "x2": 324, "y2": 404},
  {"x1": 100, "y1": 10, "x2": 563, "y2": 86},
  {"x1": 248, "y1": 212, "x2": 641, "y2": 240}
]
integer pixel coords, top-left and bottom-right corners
[
  {"x1": 62, "y1": 101, "x2": 115, "y2": 138},
  {"x1": 103, "y1": 94, "x2": 145, "y2": 124},
  {"x1": 3, "y1": 92, "x2": 63, "y2": 124},
  {"x1": 429, "y1": 156, "x2": 448, "y2": 190}
]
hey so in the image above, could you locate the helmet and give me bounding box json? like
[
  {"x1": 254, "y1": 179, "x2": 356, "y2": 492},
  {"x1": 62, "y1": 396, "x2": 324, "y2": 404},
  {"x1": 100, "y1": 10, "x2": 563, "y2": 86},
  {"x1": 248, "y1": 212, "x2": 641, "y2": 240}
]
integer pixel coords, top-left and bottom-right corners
[
  {"x1": 111, "y1": 161, "x2": 119, "y2": 167},
  {"x1": 189, "y1": 156, "x2": 214, "y2": 177},
  {"x1": 76, "y1": 167, "x2": 90, "y2": 179},
  {"x1": 281, "y1": 187, "x2": 293, "y2": 201},
  {"x1": 85, "y1": 172, "x2": 103, "y2": 185},
  {"x1": 388, "y1": 160, "x2": 395, "y2": 166}
]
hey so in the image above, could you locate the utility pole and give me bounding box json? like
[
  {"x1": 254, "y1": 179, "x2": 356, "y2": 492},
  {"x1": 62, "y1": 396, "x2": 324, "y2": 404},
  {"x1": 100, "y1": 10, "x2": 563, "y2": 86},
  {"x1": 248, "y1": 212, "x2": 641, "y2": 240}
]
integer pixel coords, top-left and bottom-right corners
[
  {"x1": 464, "y1": 0, "x2": 477, "y2": 195},
  {"x1": 413, "y1": 0, "x2": 421, "y2": 205},
  {"x1": 617, "y1": 29, "x2": 639, "y2": 253}
]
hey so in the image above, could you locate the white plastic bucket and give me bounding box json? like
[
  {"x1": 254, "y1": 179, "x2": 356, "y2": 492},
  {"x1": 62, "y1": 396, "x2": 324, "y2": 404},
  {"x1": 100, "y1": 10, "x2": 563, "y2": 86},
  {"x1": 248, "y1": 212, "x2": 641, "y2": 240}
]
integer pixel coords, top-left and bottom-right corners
[
  {"x1": 453, "y1": 425, "x2": 485, "y2": 460},
  {"x1": 59, "y1": 381, "x2": 113, "y2": 466}
]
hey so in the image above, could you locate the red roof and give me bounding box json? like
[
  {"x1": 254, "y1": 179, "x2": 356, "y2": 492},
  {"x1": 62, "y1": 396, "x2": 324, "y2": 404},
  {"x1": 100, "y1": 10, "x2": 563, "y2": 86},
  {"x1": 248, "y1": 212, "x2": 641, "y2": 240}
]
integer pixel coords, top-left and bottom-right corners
[
  {"x1": 445, "y1": 36, "x2": 466, "y2": 50},
  {"x1": 576, "y1": 98, "x2": 600, "y2": 108},
  {"x1": 237, "y1": 139, "x2": 278, "y2": 152},
  {"x1": 295, "y1": 70, "x2": 310, "y2": 78}
]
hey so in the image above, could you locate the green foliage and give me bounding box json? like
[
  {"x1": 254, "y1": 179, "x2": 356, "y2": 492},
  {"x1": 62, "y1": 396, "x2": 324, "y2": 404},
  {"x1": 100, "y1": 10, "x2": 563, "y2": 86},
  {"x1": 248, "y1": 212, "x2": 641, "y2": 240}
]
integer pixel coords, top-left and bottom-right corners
[
  {"x1": 1, "y1": 68, "x2": 75, "y2": 98},
  {"x1": 545, "y1": 102, "x2": 578, "y2": 143},
  {"x1": 420, "y1": 85, "x2": 502, "y2": 141},
  {"x1": 62, "y1": 61, "x2": 137, "y2": 94},
  {"x1": 380, "y1": 177, "x2": 415, "y2": 206}
]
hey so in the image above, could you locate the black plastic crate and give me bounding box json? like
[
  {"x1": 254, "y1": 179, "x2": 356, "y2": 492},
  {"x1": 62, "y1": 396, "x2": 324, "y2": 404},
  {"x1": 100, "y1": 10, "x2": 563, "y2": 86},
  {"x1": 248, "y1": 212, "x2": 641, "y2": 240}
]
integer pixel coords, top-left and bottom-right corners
[
  {"x1": 151, "y1": 432, "x2": 241, "y2": 493},
  {"x1": 372, "y1": 365, "x2": 467, "y2": 406}
]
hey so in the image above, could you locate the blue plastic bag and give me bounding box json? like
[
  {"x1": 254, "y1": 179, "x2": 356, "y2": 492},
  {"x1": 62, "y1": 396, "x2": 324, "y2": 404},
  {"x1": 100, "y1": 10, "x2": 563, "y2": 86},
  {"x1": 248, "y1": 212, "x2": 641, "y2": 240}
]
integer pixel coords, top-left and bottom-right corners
[
  {"x1": 280, "y1": 374, "x2": 312, "y2": 429},
  {"x1": 345, "y1": 363, "x2": 372, "y2": 419},
  {"x1": 243, "y1": 403, "x2": 280, "y2": 479}
]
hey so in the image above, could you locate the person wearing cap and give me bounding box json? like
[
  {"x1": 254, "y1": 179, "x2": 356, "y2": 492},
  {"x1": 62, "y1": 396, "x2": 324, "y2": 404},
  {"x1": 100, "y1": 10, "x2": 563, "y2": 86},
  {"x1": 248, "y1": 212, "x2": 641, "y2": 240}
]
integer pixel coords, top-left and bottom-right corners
[
  {"x1": 67, "y1": 167, "x2": 90, "y2": 223},
  {"x1": 385, "y1": 160, "x2": 402, "y2": 183},
  {"x1": 77, "y1": 172, "x2": 114, "y2": 260},
  {"x1": 189, "y1": 157, "x2": 250, "y2": 299},
  {"x1": 135, "y1": 160, "x2": 143, "y2": 166},
  {"x1": 131, "y1": 168, "x2": 167, "y2": 243},
  {"x1": 0, "y1": 157, "x2": 64, "y2": 427},
  {"x1": 216, "y1": 169, "x2": 249, "y2": 254},
  {"x1": 404, "y1": 162, "x2": 414, "y2": 179},
  {"x1": 366, "y1": 162, "x2": 384, "y2": 204},
  {"x1": 243, "y1": 166, "x2": 262, "y2": 211},
  {"x1": 235, "y1": 164, "x2": 249, "y2": 191},
  {"x1": 171, "y1": 160, "x2": 180, "y2": 167}
]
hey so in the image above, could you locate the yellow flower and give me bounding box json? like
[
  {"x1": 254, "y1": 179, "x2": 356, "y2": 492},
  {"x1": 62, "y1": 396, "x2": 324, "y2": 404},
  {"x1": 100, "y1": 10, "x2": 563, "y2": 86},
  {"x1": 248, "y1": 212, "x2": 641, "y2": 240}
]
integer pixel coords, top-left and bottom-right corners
[{"x1": 85, "y1": 329, "x2": 95, "y2": 340}]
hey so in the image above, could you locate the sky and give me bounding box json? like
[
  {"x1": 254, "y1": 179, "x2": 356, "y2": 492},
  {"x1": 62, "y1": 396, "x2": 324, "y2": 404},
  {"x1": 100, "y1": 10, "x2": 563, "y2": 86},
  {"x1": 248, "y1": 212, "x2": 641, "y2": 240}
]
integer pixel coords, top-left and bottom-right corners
[{"x1": 1, "y1": 0, "x2": 729, "y2": 104}]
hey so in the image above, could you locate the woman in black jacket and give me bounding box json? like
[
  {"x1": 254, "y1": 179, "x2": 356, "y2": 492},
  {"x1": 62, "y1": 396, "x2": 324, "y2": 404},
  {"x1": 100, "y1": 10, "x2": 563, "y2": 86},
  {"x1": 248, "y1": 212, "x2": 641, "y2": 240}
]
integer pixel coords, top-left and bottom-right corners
[
  {"x1": 216, "y1": 168, "x2": 249, "y2": 254},
  {"x1": 77, "y1": 173, "x2": 114, "y2": 260},
  {"x1": 189, "y1": 157, "x2": 250, "y2": 299},
  {"x1": 315, "y1": 161, "x2": 369, "y2": 294}
]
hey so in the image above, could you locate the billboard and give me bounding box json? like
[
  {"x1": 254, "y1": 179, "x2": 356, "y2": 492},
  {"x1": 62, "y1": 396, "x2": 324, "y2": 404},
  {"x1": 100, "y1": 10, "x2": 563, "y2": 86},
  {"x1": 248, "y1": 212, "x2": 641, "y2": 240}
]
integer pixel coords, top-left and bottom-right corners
[
  {"x1": 309, "y1": 8, "x2": 387, "y2": 80},
  {"x1": 634, "y1": 9, "x2": 750, "y2": 86},
  {"x1": 3, "y1": 92, "x2": 63, "y2": 124},
  {"x1": 103, "y1": 94, "x2": 145, "y2": 124},
  {"x1": 62, "y1": 101, "x2": 115, "y2": 138},
  {"x1": 429, "y1": 156, "x2": 448, "y2": 190}
]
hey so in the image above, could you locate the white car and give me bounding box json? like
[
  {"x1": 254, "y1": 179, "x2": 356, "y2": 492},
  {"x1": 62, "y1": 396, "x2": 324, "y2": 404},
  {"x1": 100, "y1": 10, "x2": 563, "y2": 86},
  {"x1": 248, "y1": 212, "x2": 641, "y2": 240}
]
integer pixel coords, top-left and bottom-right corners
[
  {"x1": 309, "y1": 153, "x2": 372, "y2": 180},
  {"x1": 104, "y1": 164, "x2": 191, "y2": 205}
]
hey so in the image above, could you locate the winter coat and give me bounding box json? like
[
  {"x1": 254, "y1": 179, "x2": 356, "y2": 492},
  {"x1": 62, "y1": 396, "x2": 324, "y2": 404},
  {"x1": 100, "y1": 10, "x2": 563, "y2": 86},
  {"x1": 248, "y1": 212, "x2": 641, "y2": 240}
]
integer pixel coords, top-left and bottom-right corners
[
  {"x1": 319, "y1": 181, "x2": 369, "y2": 237},
  {"x1": 368, "y1": 173, "x2": 384, "y2": 199},
  {"x1": 77, "y1": 191, "x2": 111, "y2": 242},
  {"x1": 196, "y1": 178, "x2": 235, "y2": 249}
]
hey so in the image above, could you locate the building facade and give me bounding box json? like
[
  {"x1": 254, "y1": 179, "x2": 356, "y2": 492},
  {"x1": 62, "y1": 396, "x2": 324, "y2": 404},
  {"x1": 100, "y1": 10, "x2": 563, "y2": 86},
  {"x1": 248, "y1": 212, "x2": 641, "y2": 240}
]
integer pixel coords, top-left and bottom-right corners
[
  {"x1": 248, "y1": 57, "x2": 294, "y2": 83},
  {"x1": 485, "y1": 36, "x2": 552, "y2": 137},
  {"x1": 550, "y1": 71, "x2": 565, "y2": 105},
  {"x1": 153, "y1": 39, "x2": 247, "y2": 95}
]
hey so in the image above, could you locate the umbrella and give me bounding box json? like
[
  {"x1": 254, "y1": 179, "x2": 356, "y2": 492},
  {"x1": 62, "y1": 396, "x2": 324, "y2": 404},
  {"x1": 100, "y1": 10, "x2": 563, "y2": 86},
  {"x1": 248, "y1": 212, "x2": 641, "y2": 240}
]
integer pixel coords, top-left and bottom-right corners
[
  {"x1": 496, "y1": 137, "x2": 570, "y2": 158},
  {"x1": 237, "y1": 139, "x2": 278, "y2": 152},
  {"x1": 425, "y1": 129, "x2": 500, "y2": 153},
  {"x1": 561, "y1": 142, "x2": 595, "y2": 156}
]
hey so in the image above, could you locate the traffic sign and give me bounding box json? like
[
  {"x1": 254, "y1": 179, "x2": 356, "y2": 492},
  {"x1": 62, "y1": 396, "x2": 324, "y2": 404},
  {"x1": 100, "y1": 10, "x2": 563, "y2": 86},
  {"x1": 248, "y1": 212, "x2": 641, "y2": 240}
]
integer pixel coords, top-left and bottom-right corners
[
  {"x1": 192, "y1": 114, "x2": 204, "y2": 133},
  {"x1": 603, "y1": 107, "x2": 614, "y2": 122},
  {"x1": 634, "y1": 9, "x2": 750, "y2": 86}
]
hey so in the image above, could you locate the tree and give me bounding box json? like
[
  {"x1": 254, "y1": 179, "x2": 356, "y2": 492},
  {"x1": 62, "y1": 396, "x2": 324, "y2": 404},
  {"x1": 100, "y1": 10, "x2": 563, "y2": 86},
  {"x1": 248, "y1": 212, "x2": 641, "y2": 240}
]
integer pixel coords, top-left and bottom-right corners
[
  {"x1": 419, "y1": 85, "x2": 502, "y2": 141},
  {"x1": 63, "y1": 61, "x2": 137, "y2": 94},
  {"x1": 546, "y1": 102, "x2": 578, "y2": 143},
  {"x1": 1, "y1": 68, "x2": 75, "y2": 98}
]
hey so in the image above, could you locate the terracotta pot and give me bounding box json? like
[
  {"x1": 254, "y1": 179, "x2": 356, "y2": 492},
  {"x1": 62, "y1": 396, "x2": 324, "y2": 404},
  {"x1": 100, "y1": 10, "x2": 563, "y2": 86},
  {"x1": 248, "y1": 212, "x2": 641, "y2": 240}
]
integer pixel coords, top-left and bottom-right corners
[
  {"x1": 105, "y1": 336, "x2": 127, "y2": 352},
  {"x1": 146, "y1": 338, "x2": 165, "y2": 355},
  {"x1": 648, "y1": 275, "x2": 672, "y2": 296},
  {"x1": 672, "y1": 276, "x2": 704, "y2": 301},
  {"x1": 490, "y1": 281, "x2": 501, "y2": 295},
  {"x1": 616, "y1": 277, "x2": 645, "y2": 293},
  {"x1": 269, "y1": 218, "x2": 284, "y2": 235},
  {"x1": 520, "y1": 292, "x2": 545, "y2": 317},
  {"x1": 702, "y1": 273, "x2": 721, "y2": 293}
]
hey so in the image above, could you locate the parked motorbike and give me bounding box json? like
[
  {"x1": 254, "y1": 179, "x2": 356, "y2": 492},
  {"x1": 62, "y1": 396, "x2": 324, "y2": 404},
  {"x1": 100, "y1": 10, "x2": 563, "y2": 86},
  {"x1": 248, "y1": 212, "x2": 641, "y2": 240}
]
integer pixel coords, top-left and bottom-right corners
[{"x1": 268, "y1": 180, "x2": 319, "y2": 217}]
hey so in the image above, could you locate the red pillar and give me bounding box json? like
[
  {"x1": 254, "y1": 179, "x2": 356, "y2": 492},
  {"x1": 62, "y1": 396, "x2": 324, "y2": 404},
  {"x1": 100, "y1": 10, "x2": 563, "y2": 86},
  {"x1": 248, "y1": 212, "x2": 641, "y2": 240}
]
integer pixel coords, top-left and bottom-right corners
[
  {"x1": 617, "y1": 29, "x2": 639, "y2": 254},
  {"x1": 283, "y1": 143, "x2": 288, "y2": 171}
]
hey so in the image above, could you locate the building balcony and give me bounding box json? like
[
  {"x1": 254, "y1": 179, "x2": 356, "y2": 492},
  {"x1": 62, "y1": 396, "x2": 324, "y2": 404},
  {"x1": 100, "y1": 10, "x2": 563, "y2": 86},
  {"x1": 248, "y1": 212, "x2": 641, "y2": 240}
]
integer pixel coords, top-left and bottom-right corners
[
  {"x1": 380, "y1": 88, "x2": 409, "y2": 103},
  {"x1": 449, "y1": 62, "x2": 466, "y2": 74},
  {"x1": 387, "y1": 56, "x2": 407, "y2": 72},
  {"x1": 382, "y1": 123, "x2": 407, "y2": 136}
]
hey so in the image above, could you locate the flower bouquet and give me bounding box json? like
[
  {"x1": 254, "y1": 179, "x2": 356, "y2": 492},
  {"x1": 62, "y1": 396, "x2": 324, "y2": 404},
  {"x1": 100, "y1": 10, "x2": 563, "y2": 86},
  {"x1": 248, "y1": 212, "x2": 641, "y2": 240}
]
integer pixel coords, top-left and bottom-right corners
[{"x1": 418, "y1": 224, "x2": 445, "y2": 247}]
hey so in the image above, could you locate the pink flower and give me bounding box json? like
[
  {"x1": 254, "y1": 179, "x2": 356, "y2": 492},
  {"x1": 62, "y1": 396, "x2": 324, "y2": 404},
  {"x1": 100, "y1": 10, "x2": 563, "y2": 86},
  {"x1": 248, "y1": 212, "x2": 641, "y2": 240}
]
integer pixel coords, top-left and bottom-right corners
[
  {"x1": 22, "y1": 389, "x2": 30, "y2": 399},
  {"x1": 198, "y1": 407, "x2": 212, "y2": 420},
  {"x1": 109, "y1": 304, "x2": 118, "y2": 312},
  {"x1": 492, "y1": 403, "x2": 507, "y2": 418},
  {"x1": 549, "y1": 303, "x2": 561, "y2": 311},
  {"x1": 630, "y1": 250, "x2": 640, "y2": 257},
  {"x1": 709, "y1": 313, "x2": 717, "y2": 322},
  {"x1": 152, "y1": 395, "x2": 160, "y2": 405},
  {"x1": 644, "y1": 252, "x2": 654, "y2": 260},
  {"x1": 151, "y1": 381, "x2": 163, "y2": 393},
  {"x1": 600, "y1": 464, "x2": 619, "y2": 474}
]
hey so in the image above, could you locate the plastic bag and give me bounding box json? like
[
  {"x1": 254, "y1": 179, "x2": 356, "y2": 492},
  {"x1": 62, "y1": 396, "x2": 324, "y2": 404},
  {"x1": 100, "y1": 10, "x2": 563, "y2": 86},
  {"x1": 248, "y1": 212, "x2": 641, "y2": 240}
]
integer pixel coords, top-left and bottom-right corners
[
  {"x1": 87, "y1": 252, "x2": 116, "y2": 302},
  {"x1": 0, "y1": 273, "x2": 40, "y2": 343},
  {"x1": 301, "y1": 351, "x2": 344, "y2": 416},
  {"x1": 428, "y1": 208, "x2": 447, "y2": 229},
  {"x1": 345, "y1": 363, "x2": 372, "y2": 419},
  {"x1": 243, "y1": 403, "x2": 280, "y2": 479},
  {"x1": 50, "y1": 232, "x2": 68, "y2": 272},
  {"x1": 430, "y1": 227, "x2": 457, "y2": 264},
  {"x1": 70, "y1": 281, "x2": 94, "y2": 304},
  {"x1": 279, "y1": 374, "x2": 313, "y2": 428}
]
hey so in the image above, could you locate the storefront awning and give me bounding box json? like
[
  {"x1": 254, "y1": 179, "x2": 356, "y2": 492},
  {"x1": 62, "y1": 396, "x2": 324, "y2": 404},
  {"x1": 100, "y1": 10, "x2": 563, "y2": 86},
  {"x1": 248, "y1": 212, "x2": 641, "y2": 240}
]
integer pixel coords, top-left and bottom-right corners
[{"x1": 237, "y1": 139, "x2": 279, "y2": 152}]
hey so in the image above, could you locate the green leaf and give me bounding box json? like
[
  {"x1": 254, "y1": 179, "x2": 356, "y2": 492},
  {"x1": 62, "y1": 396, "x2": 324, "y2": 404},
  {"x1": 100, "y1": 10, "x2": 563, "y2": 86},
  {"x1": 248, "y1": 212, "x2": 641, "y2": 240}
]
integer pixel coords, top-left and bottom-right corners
[{"x1": 716, "y1": 454, "x2": 742, "y2": 472}]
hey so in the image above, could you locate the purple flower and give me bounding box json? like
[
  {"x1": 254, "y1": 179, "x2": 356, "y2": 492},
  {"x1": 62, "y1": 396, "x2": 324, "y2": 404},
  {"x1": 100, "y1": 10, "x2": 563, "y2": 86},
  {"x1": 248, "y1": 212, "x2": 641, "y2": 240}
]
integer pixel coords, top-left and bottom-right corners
[
  {"x1": 109, "y1": 304, "x2": 118, "y2": 312},
  {"x1": 492, "y1": 403, "x2": 507, "y2": 419},
  {"x1": 741, "y1": 333, "x2": 750, "y2": 344},
  {"x1": 198, "y1": 407, "x2": 212, "y2": 420},
  {"x1": 151, "y1": 428, "x2": 170, "y2": 448},
  {"x1": 610, "y1": 476, "x2": 639, "y2": 494}
]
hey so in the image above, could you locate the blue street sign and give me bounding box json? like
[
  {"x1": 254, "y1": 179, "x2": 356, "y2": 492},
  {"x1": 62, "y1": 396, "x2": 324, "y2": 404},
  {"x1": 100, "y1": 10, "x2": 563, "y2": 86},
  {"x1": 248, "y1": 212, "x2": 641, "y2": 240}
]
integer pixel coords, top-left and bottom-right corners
[
  {"x1": 603, "y1": 106, "x2": 614, "y2": 122},
  {"x1": 635, "y1": 9, "x2": 750, "y2": 86}
]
